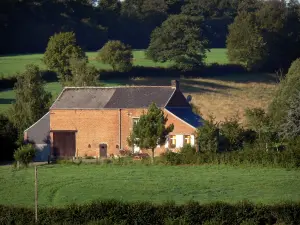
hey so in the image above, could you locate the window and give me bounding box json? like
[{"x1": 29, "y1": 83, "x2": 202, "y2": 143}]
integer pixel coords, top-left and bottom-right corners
[
  {"x1": 169, "y1": 135, "x2": 176, "y2": 148},
  {"x1": 132, "y1": 118, "x2": 139, "y2": 127},
  {"x1": 184, "y1": 135, "x2": 191, "y2": 145}
]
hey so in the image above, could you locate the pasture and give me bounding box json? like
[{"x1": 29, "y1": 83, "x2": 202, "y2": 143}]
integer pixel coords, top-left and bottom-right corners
[
  {"x1": 0, "y1": 48, "x2": 277, "y2": 122},
  {"x1": 0, "y1": 49, "x2": 228, "y2": 77},
  {"x1": 0, "y1": 164, "x2": 299, "y2": 207}
]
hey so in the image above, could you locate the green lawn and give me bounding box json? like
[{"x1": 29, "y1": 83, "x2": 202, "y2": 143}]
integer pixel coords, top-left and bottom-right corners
[
  {"x1": 0, "y1": 49, "x2": 227, "y2": 77},
  {"x1": 0, "y1": 164, "x2": 299, "y2": 207}
]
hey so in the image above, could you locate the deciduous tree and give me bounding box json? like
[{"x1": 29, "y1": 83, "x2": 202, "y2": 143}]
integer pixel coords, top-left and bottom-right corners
[
  {"x1": 44, "y1": 32, "x2": 87, "y2": 84},
  {"x1": 9, "y1": 65, "x2": 52, "y2": 138},
  {"x1": 68, "y1": 58, "x2": 100, "y2": 86},
  {"x1": 127, "y1": 103, "x2": 174, "y2": 163},
  {"x1": 97, "y1": 40, "x2": 133, "y2": 72},
  {"x1": 146, "y1": 14, "x2": 209, "y2": 71}
]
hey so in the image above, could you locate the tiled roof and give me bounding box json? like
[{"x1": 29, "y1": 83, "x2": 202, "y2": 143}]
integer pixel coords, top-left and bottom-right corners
[{"x1": 51, "y1": 86, "x2": 175, "y2": 109}]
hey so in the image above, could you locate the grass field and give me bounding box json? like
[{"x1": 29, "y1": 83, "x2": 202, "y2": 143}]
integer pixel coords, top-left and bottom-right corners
[
  {"x1": 0, "y1": 48, "x2": 276, "y2": 122},
  {"x1": 0, "y1": 164, "x2": 299, "y2": 207},
  {"x1": 0, "y1": 49, "x2": 228, "y2": 77}
]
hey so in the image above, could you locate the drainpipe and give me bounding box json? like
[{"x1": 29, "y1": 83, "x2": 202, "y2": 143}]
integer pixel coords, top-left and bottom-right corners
[{"x1": 119, "y1": 109, "x2": 121, "y2": 149}]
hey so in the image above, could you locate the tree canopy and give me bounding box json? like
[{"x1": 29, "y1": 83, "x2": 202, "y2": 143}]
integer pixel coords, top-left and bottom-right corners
[
  {"x1": 9, "y1": 65, "x2": 52, "y2": 138},
  {"x1": 146, "y1": 14, "x2": 209, "y2": 71},
  {"x1": 97, "y1": 40, "x2": 133, "y2": 72},
  {"x1": 44, "y1": 32, "x2": 87, "y2": 84}
]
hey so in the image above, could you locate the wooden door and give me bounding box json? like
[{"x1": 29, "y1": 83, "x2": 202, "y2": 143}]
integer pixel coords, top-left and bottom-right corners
[
  {"x1": 99, "y1": 144, "x2": 107, "y2": 158},
  {"x1": 52, "y1": 132, "x2": 76, "y2": 157}
]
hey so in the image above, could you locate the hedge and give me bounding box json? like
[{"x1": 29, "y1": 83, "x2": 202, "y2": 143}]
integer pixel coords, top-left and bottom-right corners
[{"x1": 1, "y1": 200, "x2": 299, "y2": 225}]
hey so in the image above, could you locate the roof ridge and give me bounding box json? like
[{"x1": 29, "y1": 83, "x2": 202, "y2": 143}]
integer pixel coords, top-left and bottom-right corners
[{"x1": 63, "y1": 85, "x2": 172, "y2": 89}]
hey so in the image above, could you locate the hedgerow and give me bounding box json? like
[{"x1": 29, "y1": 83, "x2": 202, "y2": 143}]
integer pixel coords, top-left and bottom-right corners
[{"x1": 0, "y1": 201, "x2": 299, "y2": 225}]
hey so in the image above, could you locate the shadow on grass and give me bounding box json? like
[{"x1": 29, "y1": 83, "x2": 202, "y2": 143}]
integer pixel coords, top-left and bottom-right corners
[{"x1": 0, "y1": 98, "x2": 15, "y2": 104}]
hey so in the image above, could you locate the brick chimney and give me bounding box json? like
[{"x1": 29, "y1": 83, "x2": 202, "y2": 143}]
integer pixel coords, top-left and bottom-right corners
[{"x1": 171, "y1": 80, "x2": 180, "y2": 90}]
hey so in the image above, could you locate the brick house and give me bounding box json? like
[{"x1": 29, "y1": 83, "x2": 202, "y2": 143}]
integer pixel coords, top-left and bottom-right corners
[{"x1": 24, "y1": 80, "x2": 202, "y2": 160}]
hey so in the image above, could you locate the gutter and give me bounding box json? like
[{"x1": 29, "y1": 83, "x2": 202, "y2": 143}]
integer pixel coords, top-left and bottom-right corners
[{"x1": 119, "y1": 109, "x2": 121, "y2": 149}]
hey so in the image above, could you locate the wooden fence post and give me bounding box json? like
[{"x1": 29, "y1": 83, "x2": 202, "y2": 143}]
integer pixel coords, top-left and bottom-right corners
[{"x1": 35, "y1": 166, "x2": 38, "y2": 223}]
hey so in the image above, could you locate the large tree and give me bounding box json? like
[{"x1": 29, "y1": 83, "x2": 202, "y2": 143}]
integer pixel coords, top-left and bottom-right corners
[
  {"x1": 43, "y1": 32, "x2": 87, "y2": 84},
  {"x1": 127, "y1": 103, "x2": 174, "y2": 163},
  {"x1": 227, "y1": 11, "x2": 266, "y2": 70},
  {"x1": 146, "y1": 14, "x2": 209, "y2": 71},
  {"x1": 9, "y1": 65, "x2": 52, "y2": 138},
  {"x1": 280, "y1": 91, "x2": 300, "y2": 139},
  {"x1": 269, "y1": 58, "x2": 300, "y2": 130}
]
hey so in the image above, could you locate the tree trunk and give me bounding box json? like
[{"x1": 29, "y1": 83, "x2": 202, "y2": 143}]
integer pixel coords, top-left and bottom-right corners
[{"x1": 151, "y1": 148, "x2": 155, "y2": 164}]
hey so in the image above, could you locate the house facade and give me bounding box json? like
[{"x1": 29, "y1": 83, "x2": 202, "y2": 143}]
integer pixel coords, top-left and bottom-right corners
[{"x1": 25, "y1": 80, "x2": 202, "y2": 160}]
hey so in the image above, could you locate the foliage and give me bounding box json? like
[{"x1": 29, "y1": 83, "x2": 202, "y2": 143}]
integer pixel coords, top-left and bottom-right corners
[
  {"x1": 127, "y1": 102, "x2": 174, "y2": 162},
  {"x1": 1, "y1": 200, "x2": 300, "y2": 225},
  {"x1": 197, "y1": 115, "x2": 219, "y2": 153},
  {"x1": 146, "y1": 14, "x2": 209, "y2": 71},
  {"x1": 270, "y1": 58, "x2": 300, "y2": 131},
  {"x1": 227, "y1": 11, "x2": 266, "y2": 71},
  {"x1": 97, "y1": 40, "x2": 133, "y2": 72},
  {"x1": 68, "y1": 58, "x2": 100, "y2": 86},
  {"x1": 0, "y1": 113, "x2": 18, "y2": 161},
  {"x1": 8, "y1": 65, "x2": 52, "y2": 138},
  {"x1": 227, "y1": 0, "x2": 300, "y2": 72},
  {"x1": 13, "y1": 144, "x2": 35, "y2": 167},
  {"x1": 44, "y1": 32, "x2": 87, "y2": 83},
  {"x1": 279, "y1": 91, "x2": 300, "y2": 139},
  {"x1": 219, "y1": 115, "x2": 244, "y2": 151}
]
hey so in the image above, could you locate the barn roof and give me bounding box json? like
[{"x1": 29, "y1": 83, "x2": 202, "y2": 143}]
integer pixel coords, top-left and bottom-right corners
[{"x1": 51, "y1": 86, "x2": 176, "y2": 109}]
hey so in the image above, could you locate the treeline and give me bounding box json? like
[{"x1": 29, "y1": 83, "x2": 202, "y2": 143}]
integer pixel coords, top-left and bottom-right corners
[
  {"x1": 0, "y1": 0, "x2": 253, "y2": 54},
  {"x1": 1, "y1": 200, "x2": 300, "y2": 224}
]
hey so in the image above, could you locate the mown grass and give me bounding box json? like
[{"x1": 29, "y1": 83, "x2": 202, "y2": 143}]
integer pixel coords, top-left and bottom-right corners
[{"x1": 0, "y1": 164, "x2": 299, "y2": 207}]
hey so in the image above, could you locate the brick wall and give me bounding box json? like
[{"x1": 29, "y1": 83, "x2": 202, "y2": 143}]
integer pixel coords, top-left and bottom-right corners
[{"x1": 50, "y1": 108, "x2": 196, "y2": 157}]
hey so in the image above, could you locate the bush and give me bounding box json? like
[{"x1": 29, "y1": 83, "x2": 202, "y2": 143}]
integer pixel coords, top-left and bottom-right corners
[
  {"x1": 97, "y1": 40, "x2": 133, "y2": 72},
  {"x1": 13, "y1": 144, "x2": 36, "y2": 167},
  {"x1": 197, "y1": 115, "x2": 219, "y2": 153},
  {"x1": 0, "y1": 201, "x2": 299, "y2": 225}
]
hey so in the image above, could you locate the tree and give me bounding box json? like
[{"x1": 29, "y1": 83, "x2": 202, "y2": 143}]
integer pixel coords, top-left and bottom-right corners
[
  {"x1": 220, "y1": 115, "x2": 244, "y2": 151},
  {"x1": 97, "y1": 40, "x2": 133, "y2": 72},
  {"x1": 146, "y1": 14, "x2": 209, "y2": 71},
  {"x1": 280, "y1": 91, "x2": 300, "y2": 139},
  {"x1": 227, "y1": 11, "x2": 266, "y2": 70},
  {"x1": 44, "y1": 32, "x2": 87, "y2": 84},
  {"x1": 127, "y1": 103, "x2": 174, "y2": 163},
  {"x1": 9, "y1": 65, "x2": 52, "y2": 139},
  {"x1": 0, "y1": 113, "x2": 18, "y2": 161},
  {"x1": 196, "y1": 115, "x2": 219, "y2": 153},
  {"x1": 270, "y1": 59, "x2": 300, "y2": 129},
  {"x1": 68, "y1": 58, "x2": 100, "y2": 86}
]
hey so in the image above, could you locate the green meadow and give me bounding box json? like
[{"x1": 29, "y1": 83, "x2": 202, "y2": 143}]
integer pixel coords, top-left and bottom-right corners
[{"x1": 0, "y1": 164, "x2": 299, "y2": 207}]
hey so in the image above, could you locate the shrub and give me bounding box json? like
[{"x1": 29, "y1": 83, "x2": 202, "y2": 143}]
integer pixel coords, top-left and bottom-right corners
[
  {"x1": 197, "y1": 115, "x2": 219, "y2": 153},
  {"x1": 13, "y1": 144, "x2": 36, "y2": 167},
  {"x1": 180, "y1": 144, "x2": 197, "y2": 164},
  {"x1": 0, "y1": 201, "x2": 300, "y2": 225},
  {"x1": 97, "y1": 40, "x2": 133, "y2": 72},
  {"x1": 219, "y1": 115, "x2": 244, "y2": 151},
  {"x1": 163, "y1": 151, "x2": 183, "y2": 165}
]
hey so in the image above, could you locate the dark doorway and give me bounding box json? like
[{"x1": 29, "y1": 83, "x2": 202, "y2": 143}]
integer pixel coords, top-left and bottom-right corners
[
  {"x1": 52, "y1": 132, "x2": 76, "y2": 157},
  {"x1": 99, "y1": 144, "x2": 107, "y2": 158}
]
